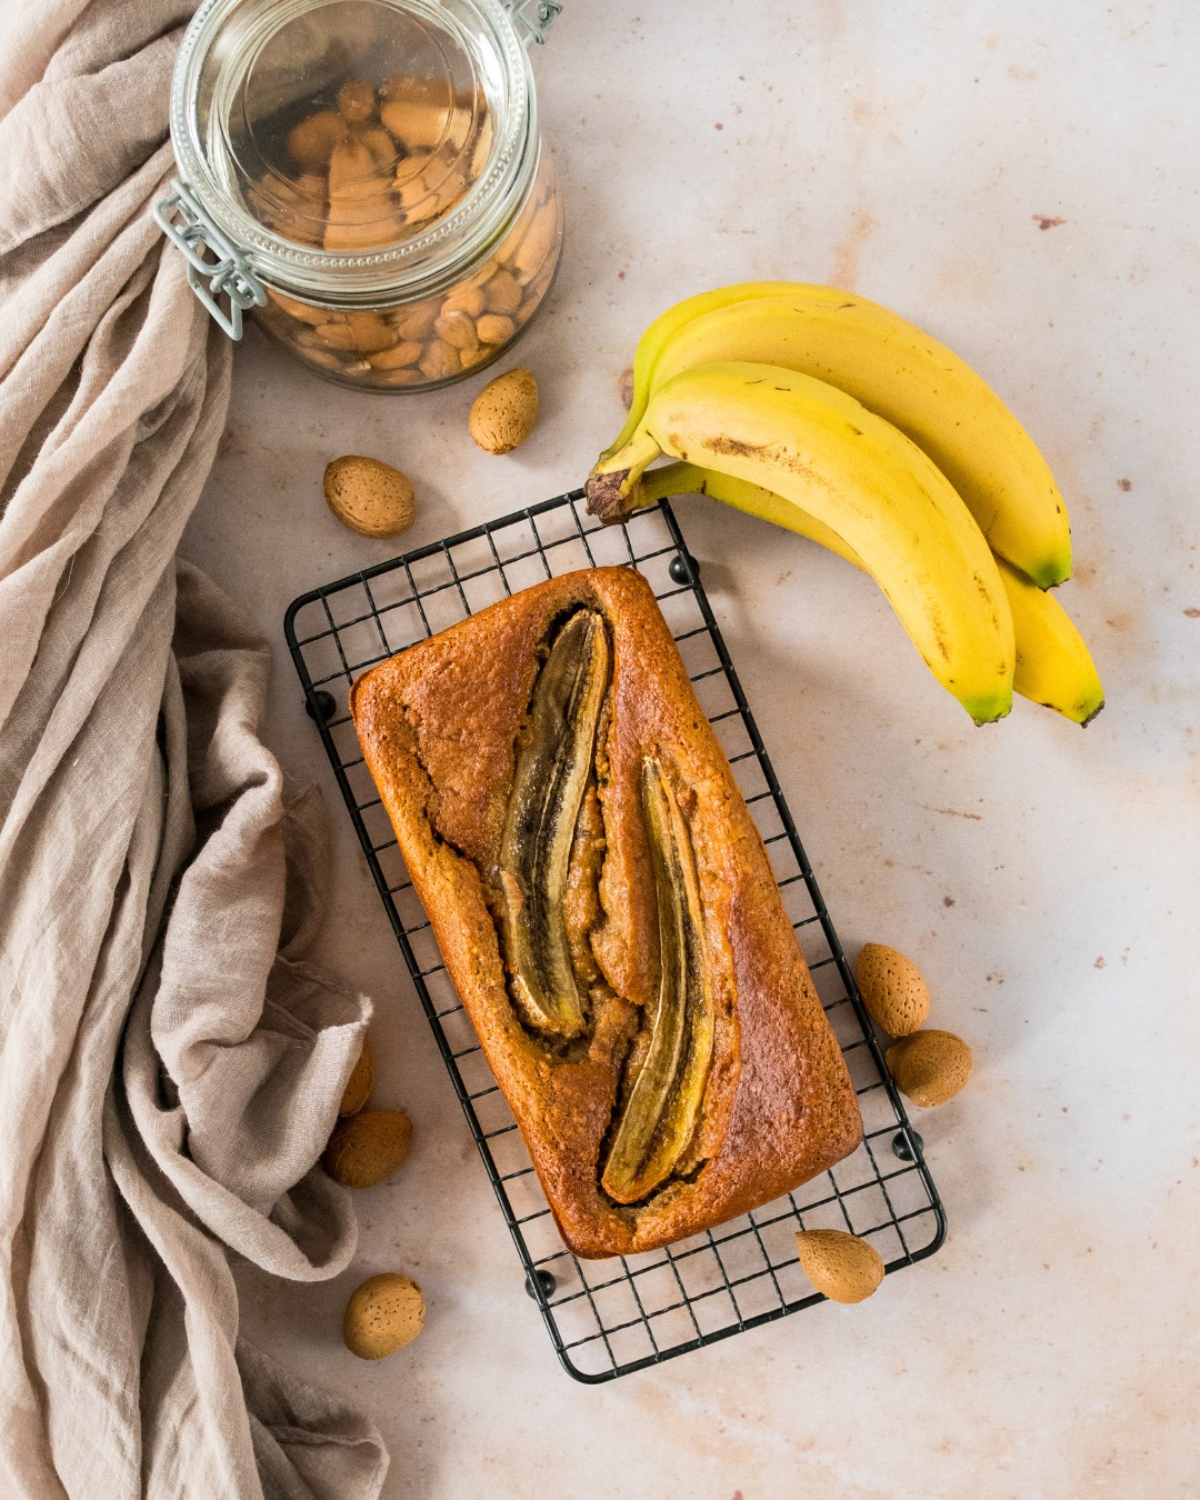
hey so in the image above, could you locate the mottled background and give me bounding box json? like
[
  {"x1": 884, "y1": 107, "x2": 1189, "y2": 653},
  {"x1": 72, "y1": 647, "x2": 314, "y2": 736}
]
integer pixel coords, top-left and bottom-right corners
[{"x1": 183, "y1": 2, "x2": 1199, "y2": 1494}]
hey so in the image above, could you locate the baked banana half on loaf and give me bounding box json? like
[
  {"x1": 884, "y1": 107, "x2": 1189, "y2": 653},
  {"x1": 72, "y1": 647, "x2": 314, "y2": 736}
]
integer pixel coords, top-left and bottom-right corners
[{"x1": 351, "y1": 566, "x2": 862, "y2": 1257}]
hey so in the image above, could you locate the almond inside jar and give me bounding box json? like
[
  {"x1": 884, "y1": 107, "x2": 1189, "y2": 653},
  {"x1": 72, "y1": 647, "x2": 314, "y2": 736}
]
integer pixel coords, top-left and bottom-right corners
[{"x1": 250, "y1": 71, "x2": 561, "y2": 390}]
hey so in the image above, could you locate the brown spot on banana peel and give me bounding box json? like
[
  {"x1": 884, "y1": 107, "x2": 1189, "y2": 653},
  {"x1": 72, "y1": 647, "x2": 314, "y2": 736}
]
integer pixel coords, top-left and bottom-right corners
[
  {"x1": 498, "y1": 611, "x2": 610, "y2": 1038},
  {"x1": 702, "y1": 436, "x2": 831, "y2": 500},
  {"x1": 705, "y1": 434, "x2": 770, "y2": 460},
  {"x1": 602, "y1": 757, "x2": 715, "y2": 1204}
]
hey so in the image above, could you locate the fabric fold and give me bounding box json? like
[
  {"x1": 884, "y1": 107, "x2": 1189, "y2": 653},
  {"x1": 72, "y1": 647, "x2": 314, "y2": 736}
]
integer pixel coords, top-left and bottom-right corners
[{"x1": 0, "y1": 4, "x2": 390, "y2": 1496}]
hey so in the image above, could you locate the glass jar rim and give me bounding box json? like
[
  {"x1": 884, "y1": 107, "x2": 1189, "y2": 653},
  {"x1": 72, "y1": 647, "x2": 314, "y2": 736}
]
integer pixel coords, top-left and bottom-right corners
[{"x1": 170, "y1": 0, "x2": 537, "y2": 301}]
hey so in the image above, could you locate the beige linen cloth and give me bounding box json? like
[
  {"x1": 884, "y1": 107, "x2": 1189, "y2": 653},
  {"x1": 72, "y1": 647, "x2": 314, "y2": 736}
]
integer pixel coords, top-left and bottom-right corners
[{"x1": 0, "y1": 2, "x2": 389, "y2": 1495}]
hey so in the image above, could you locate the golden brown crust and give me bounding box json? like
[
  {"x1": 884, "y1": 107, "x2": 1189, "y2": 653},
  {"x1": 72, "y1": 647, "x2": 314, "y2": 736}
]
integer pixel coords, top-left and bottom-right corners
[{"x1": 351, "y1": 567, "x2": 861, "y2": 1257}]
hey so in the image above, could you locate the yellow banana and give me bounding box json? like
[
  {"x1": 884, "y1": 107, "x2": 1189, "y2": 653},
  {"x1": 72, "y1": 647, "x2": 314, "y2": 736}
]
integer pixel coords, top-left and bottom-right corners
[
  {"x1": 639, "y1": 462, "x2": 1104, "y2": 725},
  {"x1": 639, "y1": 461, "x2": 861, "y2": 567},
  {"x1": 1000, "y1": 558, "x2": 1105, "y2": 725},
  {"x1": 600, "y1": 280, "x2": 829, "y2": 461},
  {"x1": 605, "y1": 284, "x2": 1071, "y2": 587},
  {"x1": 590, "y1": 361, "x2": 1014, "y2": 724}
]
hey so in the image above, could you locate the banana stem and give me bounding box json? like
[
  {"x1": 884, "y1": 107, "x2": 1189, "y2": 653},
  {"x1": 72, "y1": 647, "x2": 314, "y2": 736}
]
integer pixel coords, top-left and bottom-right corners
[
  {"x1": 585, "y1": 430, "x2": 662, "y2": 523},
  {"x1": 583, "y1": 468, "x2": 637, "y2": 524}
]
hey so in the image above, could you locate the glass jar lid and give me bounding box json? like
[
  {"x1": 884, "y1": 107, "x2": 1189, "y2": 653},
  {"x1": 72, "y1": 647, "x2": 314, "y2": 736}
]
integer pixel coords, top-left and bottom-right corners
[{"x1": 170, "y1": 0, "x2": 543, "y2": 300}]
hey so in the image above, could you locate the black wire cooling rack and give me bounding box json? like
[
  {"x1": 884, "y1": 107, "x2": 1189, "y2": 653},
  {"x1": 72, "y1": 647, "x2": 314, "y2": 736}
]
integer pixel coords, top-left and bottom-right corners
[{"x1": 285, "y1": 488, "x2": 946, "y2": 1383}]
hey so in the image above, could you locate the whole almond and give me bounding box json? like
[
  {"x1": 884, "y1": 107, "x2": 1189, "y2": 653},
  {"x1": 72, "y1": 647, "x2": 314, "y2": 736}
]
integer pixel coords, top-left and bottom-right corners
[
  {"x1": 483, "y1": 269, "x2": 522, "y2": 315},
  {"x1": 380, "y1": 100, "x2": 470, "y2": 154},
  {"x1": 366, "y1": 340, "x2": 423, "y2": 371},
  {"x1": 338, "y1": 1035, "x2": 375, "y2": 1117},
  {"x1": 323, "y1": 455, "x2": 416, "y2": 539},
  {"x1": 795, "y1": 1230, "x2": 885, "y2": 1304},
  {"x1": 886, "y1": 1029, "x2": 973, "y2": 1107},
  {"x1": 476, "y1": 313, "x2": 515, "y2": 346},
  {"x1": 392, "y1": 302, "x2": 439, "y2": 341},
  {"x1": 323, "y1": 1108, "x2": 412, "y2": 1188},
  {"x1": 441, "y1": 285, "x2": 486, "y2": 319},
  {"x1": 419, "y1": 338, "x2": 461, "y2": 381},
  {"x1": 468, "y1": 366, "x2": 538, "y2": 454},
  {"x1": 435, "y1": 309, "x2": 478, "y2": 350},
  {"x1": 292, "y1": 342, "x2": 363, "y2": 374},
  {"x1": 312, "y1": 322, "x2": 358, "y2": 351},
  {"x1": 344, "y1": 311, "x2": 396, "y2": 355},
  {"x1": 343, "y1": 1272, "x2": 425, "y2": 1360},
  {"x1": 855, "y1": 943, "x2": 931, "y2": 1036}
]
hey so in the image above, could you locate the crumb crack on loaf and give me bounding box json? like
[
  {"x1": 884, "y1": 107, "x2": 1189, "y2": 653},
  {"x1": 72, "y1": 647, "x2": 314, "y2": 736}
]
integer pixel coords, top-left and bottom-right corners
[{"x1": 350, "y1": 567, "x2": 863, "y2": 1257}]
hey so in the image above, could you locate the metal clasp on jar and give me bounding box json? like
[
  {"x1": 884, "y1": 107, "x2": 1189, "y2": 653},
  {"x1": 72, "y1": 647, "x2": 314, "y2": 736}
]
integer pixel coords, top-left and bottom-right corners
[
  {"x1": 504, "y1": 0, "x2": 563, "y2": 46},
  {"x1": 153, "y1": 179, "x2": 267, "y2": 339}
]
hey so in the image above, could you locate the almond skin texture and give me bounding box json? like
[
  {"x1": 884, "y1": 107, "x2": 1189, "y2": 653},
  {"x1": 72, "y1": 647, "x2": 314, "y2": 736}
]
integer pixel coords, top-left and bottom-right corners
[
  {"x1": 323, "y1": 455, "x2": 416, "y2": 539},
  {"x1": 855, "y1": 942, "x2": 931, "y2": 1036},
  {"x1": 468, "y1": 367, "x2": 538, "y2": 454},
  {"x1": 343, "y1": 1273, "x2": 425, "y2": 1360},
  {"x1": 338, "y1": 1035, "x2": 375, "y2": 1117},
  {"x1": 323, "y1": 1109, "x2": 412, "y2": 1187},
  {"x1": 886, "y1": 1029, "x2": 973, "y2": 1107},
  {"x1": 795, "y1": 1229, "x2": 885, "y2": 1304},
  {"x1": 476, "y1": 313, "x2": 516, "y2": 346}
]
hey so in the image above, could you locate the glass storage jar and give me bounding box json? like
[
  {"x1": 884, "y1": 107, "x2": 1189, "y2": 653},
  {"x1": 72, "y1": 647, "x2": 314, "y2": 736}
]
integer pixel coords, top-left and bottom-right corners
[{"x1": 157, "y1": 0, "x2": 564, "y2": 391}]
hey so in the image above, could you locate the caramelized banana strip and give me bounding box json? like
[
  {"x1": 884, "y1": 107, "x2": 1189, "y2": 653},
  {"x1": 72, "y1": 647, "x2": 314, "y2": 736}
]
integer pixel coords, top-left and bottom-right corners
[
  {"x1": 499, "y1": 610, "x2": 610, "y2": 1038},
  {"x1": 602, "y1": 758, "x2": 714, "y2": 1202}
]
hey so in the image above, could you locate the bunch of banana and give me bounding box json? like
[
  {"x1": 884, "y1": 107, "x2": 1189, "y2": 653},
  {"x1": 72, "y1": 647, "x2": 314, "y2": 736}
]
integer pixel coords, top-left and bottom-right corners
[{"x1": 586, "y1": 282, "x2": 1103, "y2": 726}]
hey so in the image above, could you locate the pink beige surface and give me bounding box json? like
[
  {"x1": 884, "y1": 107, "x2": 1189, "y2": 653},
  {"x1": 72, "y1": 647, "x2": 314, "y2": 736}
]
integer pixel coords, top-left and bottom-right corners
[{"x1": 183, "y1": 2, "x2": 1200, "y2": 1493}]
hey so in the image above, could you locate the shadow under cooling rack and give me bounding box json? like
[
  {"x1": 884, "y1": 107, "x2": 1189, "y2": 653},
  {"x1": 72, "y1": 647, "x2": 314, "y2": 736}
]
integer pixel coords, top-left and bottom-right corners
[{"x1": 285, "y1": 488, "x2": 946, "y2": 1383}]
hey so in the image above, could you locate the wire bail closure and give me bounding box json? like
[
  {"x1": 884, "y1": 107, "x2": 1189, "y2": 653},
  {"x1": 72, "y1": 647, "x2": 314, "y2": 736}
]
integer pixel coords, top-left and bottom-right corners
[
  {"x1": 503, "y1": 0, "x2": 562, "y2": 45},
  {"x1": 153, "y1": 179, "x2": 267, "y2": 340}
]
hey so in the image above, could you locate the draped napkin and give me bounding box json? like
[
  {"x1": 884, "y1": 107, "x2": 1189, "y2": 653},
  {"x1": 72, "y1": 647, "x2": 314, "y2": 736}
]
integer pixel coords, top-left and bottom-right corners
[{"x1": 0, "y1": 3, "x2": 389, "y2": 1494}]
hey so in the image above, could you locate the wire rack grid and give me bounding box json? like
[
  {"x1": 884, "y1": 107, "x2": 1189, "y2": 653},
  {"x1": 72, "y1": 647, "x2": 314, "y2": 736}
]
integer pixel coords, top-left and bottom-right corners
[{"x1": 284, "y1": 488, "x2": 946, "y2": 1384}]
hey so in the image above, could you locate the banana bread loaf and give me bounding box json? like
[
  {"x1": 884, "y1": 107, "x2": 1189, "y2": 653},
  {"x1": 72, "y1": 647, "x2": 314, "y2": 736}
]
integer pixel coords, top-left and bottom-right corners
[{"x1": 350, "y1": 566, "x2": 861, "y2": 1257}]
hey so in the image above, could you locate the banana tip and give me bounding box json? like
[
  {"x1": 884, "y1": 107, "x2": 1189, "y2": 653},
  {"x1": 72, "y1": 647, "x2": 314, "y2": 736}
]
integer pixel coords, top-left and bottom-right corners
[
  {"x1": 1079, "y1": 698, "x2": 1105, "y2": 727},
  {"x1": 967, "y1": 695, "x2": 1014, "y2": 727},
  {"x1": 1034, "y1": 562, "x2": 1073, "y2": 590}
]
